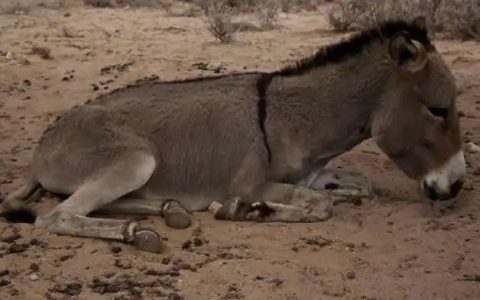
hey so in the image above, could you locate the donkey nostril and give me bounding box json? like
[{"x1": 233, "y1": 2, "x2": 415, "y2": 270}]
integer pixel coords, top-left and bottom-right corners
[
  {"x1": 450, "y1": 180, "x2": 464, "y2": 197},
  {"x1": 422, "y1": 182, "x2": 439, "y2": 201}
]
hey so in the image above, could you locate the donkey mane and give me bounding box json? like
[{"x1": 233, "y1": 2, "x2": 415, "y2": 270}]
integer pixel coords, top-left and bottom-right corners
[{"x1": 278, "y1": 19, "x2": 433, "y2": 77}]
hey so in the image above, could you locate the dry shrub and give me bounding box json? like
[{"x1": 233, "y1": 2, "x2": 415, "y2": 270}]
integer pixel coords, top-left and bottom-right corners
[
  {"x1": 201, "y1": 0, "x2": 236, "y2": 43},
  {"x1": 84, "y1": 0, "x2": 172, "y2": 9},
  {"x1": 439, "y1": 0, "x2": 480, "y2": 40},
  {"x1": 84, "y1": 0, "x2": 116, "y2": 7},
  {"x1": 0, "y1": 0, "x2": 33, "y2": 14},
  {"x1": 327, "y1": 0, "x2": 480, "y2": 40},
  {"x1": 279, "y1": 0, "x2": 325, "y2": 13},
  {"x1": 0, "y1": 0, "x2": 68, "y2": 14},
  {"x1": 116, "y1": 0, "x2": 172, "y2": 9},
  {"x1": 255, "y1": 0, "x2": 280, "y2": 29}
]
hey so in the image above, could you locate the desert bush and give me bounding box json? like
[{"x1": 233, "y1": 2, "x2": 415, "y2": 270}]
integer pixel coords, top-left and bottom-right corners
[
  {"x1": 84, "y1": 0, "x2": 173, "y2": 9},
  {"x1": 255, "y1": 0, "x2": 280, "y2": 29},
  {"x1": 116, "y1": 0, "x2": 172, "y2": 9},
  {"x1": 201, "y1": 0, "x2": 236, "y2": 43},
  {"x1": 326, "y1": 0, "x2": 364, "y2": 32},
  {"x1": 0, "y1": 0, "x2": 68, "y2": 14},
  {"x1": 438, "y1": 0, "x2": 480, "y2": 40},
  {"x1": 84, "y1": 0, "x2": 116, "y2": 7},
  {"x1": 280, "y1": 0, "x2": 325, "y2": 13},
  {"x1": 327, "y1": 0, "x2": 480, "y2": 40},
  {"x1": 0, "y1": 0, "x2": 34, "y2": 14}
]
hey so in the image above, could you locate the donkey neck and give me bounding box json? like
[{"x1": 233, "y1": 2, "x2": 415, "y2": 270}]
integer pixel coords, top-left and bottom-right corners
[{"x1": 263, "y1": 41, "x2": 393, "y2": 179}]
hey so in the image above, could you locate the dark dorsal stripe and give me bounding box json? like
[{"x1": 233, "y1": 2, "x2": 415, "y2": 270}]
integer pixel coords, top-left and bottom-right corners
[
  {"x1": 257, "y1": 74, "x2": 273, "y2": 163},
  {"x1": 255, "y1": 19, "x2": 433, "y2": 164}
]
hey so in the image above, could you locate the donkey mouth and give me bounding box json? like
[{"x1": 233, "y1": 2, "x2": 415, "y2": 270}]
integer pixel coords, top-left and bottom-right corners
[{"x1": 422, "y1": 179, "x2": 464, "y2": 201}]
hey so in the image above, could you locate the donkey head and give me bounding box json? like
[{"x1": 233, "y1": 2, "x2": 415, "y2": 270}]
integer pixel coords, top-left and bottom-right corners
[{"x1": 371, "y1": 18, "x2": 465, "y2": 201}]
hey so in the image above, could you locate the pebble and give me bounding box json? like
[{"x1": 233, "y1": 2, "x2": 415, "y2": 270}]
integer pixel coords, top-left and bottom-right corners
[
  {"x1": 28, "y1": 273, "x2": 39, "y2": 281},
  {"x1": 346, "y1": 271, "x2": 356, "y2": 280},
  {"x1": 110, "y1": 245, "x2": 122, "y2": 254},
  {"x1": 30, "y1": 263, "x2": 39, "y2": 272}
]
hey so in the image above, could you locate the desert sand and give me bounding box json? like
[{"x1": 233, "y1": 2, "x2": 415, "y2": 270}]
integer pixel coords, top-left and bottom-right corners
[{"x1": 0, "y1": 3, "x2": 480, "y2": 300}]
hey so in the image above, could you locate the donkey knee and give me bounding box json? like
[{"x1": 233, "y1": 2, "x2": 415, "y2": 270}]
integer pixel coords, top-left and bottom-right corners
[{"x1": 35, "y1": 210, "x2": 73, "y2": 232}]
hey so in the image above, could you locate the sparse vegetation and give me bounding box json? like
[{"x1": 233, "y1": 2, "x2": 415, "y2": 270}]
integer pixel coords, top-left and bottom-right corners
[
  {"x1": 0, "y1": 0, "x2": 67, "y2": 14},
  {"x1": 280, "y1": 0, "x2": 326, "y2": 13},
  {"x1": 255, "y1": 0, "x2": 280, "y2": 30},
  {"x1": 84, "y1": 0, "x2": 116, "y2": 8},
  {"x1": 327, "y1": 0, "x2": 480, "y2": 40},
  {"x1": 201, "y1": 0, "x2": 236, "y2": 43},
  {"x1": 84, "y1": 0, "x2": 174, "y2": 9},
  {"x1": 438, "y1": 0, "x2": 480, "y2": 40}
]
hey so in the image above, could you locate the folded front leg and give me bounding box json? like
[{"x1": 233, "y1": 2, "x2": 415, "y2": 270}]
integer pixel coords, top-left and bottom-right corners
[
  {"x1": 210, "y1": 183, "x2": 332, "y2": 223},
  {"x1": 297, "y1": 169, "x2": 374, "y2": 204}
]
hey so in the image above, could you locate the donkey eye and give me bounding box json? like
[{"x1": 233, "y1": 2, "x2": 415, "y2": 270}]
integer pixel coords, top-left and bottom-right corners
[{"x1": 428, "y1": 107, "x2": 448, "y2": 119}]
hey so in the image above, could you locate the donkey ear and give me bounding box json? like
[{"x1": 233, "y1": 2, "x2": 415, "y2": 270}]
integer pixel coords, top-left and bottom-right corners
[{"x1": 388, "y1": 31, "x2": 427, "y2": 72}]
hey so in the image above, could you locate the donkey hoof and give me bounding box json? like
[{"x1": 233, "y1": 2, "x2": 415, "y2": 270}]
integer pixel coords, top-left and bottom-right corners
[
  {"x1": 165, "y1": 211, "x2": 191, "y2": 229},
  {"x1": 163, "y1": 201, "x2": 191, "y2": 229},
  {"x1": 133, "y1": 228, "x2": 163, "y2": 253}
]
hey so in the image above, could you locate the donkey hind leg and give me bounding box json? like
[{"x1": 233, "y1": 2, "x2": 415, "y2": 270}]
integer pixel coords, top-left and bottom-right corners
[
  {"x1": 34, "y1": 153, "x2": 164, "y2": 253},
  {"x1": 297, "y1": 169, "x2": 374, "y2": 205},
  {"x1": 98, "y1": 198, "x2": 192, "y2": 229},
  {"x1": 0, "y1": 177, "x2": 40, "y2": 214},
  {"x1": 211, "y1": 183, "x2": 333, "y2": 223}
]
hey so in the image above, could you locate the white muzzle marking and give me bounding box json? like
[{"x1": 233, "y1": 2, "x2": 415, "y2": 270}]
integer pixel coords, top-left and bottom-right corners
[{"x1": 422, "y1": 151, "x2": 466, "y2": 195}]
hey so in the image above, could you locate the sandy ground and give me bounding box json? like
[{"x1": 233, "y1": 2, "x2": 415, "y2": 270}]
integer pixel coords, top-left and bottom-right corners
[{"x1": 1, "y1": 3, "x2": 480, "y2": 300}]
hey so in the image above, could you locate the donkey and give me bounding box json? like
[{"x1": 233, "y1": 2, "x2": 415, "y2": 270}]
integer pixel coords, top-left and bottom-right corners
[{"x1": 1, "y1": 18, "x2": 466, "y2": 253}]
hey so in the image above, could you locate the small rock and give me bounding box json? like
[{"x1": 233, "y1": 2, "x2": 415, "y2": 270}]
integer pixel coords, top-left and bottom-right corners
[
  {"x1": 1, "y1": 228, "x2": 21, "y2": 243},
  {"x1": 346, "y1": 271, "x2": 356, "y2": 280},
  {"x1": 30, "y1": 263, "x2": 39, "y2": 272},
  {"x1": 28, "y1": 273, "x2": 39, "y2": 281},
  {"x1": 271, "y1": 277, "x2": 283, "y2": 287},
  {"x1": 162, "y1": 257, "x2": 171, "y2": 265},
  {"x1": 110, "y1": 245, "x2": 122, "y2": 254},
  {"x1": 462, "y1": 274, "x2": 480, "y2": 282},
  {"x1": 9, "y1": 243, "x2": 29, "y2": 253},
  {"x1": 303, "y1": 235, "x2": 332, "y2": 248},
  {"x1": 49, "y1": 281, "x2": 82, "y2": 296},
  {"x1": 193, "y1": 236, "x2": 204, "y2": 247},
  {"x1": 168, "y1": 293, "x2": 184, "y2": 300},
  {"x1": 0, "y1": 278, "x2": 10, "y2": 287},
  {"x1": 114, "y1": 259, "x2": 132, "y2": 270},
  {"x1": 0, "y1": 269, "x2": 9, "y2": 276},
  {"x1": 181, "y1": 240, "x2": 192, "y2": 250}
]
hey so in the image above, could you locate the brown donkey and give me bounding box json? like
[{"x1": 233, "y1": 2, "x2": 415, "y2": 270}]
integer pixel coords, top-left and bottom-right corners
[{"x1": 1, "y1": 18, "x2": 465, "y2": 253}]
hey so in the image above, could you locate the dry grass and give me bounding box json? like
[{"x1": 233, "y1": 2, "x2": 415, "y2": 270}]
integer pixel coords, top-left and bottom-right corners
[{"x1": 327, "y1": 0, "x2": 480, "y2": 40}]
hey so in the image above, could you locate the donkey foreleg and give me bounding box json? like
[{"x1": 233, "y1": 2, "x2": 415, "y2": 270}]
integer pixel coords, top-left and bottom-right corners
[
  {"x1": 98, "y1": 198, "x2": 192, "y2": 229},
  {"x1": 211, "y1": 183, "x2": 332, "y2": 223},
  {"x1": 297, "y1": 169, "x2": 374, "y2": 205}
]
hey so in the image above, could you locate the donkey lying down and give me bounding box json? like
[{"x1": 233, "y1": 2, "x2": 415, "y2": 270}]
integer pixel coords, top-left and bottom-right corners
[{"x1": 1, "y1": 18, "x2": 466, "y2": 253}]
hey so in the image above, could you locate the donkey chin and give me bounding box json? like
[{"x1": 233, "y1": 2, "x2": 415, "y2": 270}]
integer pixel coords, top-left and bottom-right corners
[{"x1": 420, "y1": 151, "x2": 467, "y2": 201}]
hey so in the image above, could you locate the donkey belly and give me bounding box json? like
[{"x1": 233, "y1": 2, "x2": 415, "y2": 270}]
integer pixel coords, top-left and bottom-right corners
[{"x1": 139, "y1": 128, "x2": 253, "y2": 212}]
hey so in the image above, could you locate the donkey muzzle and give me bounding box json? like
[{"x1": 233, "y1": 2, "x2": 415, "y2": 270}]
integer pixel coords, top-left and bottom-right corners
[{"x1": 421, "y1": 151, "x2": 466, "y2": 201}]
